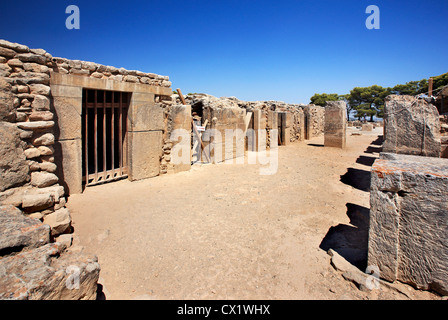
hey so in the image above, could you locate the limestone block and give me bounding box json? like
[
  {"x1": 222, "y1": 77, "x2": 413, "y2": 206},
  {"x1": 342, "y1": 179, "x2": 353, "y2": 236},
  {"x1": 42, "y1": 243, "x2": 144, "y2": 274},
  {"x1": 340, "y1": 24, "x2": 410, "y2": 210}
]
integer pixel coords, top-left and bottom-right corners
[
  {"x1": 7, "y1": 59, "x2": 23, "y2": 68},
  {"x1": 362, "y1": 123, "x2": 373, "y2": 131},
  {"x1": 368, "y1": 153, "x2": 448, "y2": 295},
  {"x1": 0, "y1": 123, "x2": 29, "y2": 192},
  {"x1": 32, "y1": 133, "x2": 55, "y2": 146},
  {"x1": 16, "y1": 121, "x2": 54, "y2": 131},
  {"x1": 31, "y1": 171, "x2": 59, "y2": 188},
  {"x1": 0, "y1": 40, "x2": 29, "y2": 53},
  {"x1": 324, "y1": 101, "x2": 346, "y2": 148},
  {"x1": 267, "y1": 110, "x2": 278, "y2": 129},
  {"x1": 128, "y1": 131, "x2": 162, "y2": 181},
  {"x1": 25, "y1": 147, "x2": 41, "y2": 159},
  {"x1": 43, "y1": 207, "x2": 71, "y2": 236},
  {"x1": 0, "y1": 205, "x2": 50, "y2": 253},
  {"x1": 167, "y1": 105, "x2": 191, "y2": 174},
  {"x1": 39, "y1": 162, "x2": 57, "y2": 173},
  {"x1": 0, "y1": 63, "x2": 12, "y2": 77},
  {"x1": 128, "y1": 94, "x2": 163, "y2": 132},
  {"x1": 21, "y1": 193, "x2": 54, "y2": 212},
  {"x1": 209, "y1": 107, "x2": 246, "y2": 162},
  {"x1": 383, "y1": 95, "x2": 441, "y2": 157},
  {"x1": 10, "y1": 72, "x2": 50, "y2": 85},
  {"x1": 15, "y1": 53, "x2": 46, "y2": 65},
  {"x1": 0, "y1": 47, "x2": 16, "y2": 58},
  {"x1": 0, "y1": 78, "x2": 14, "y2": 121},
  {"x1": 29, "y1": 84, "x2": 51, "y2": 95},
  {"x1": 51, "y1": 96, "x2": 82, "y2": 140},
  {"x1": 38, "y1": 145, "x2": 54, "y2": 156},
  {"x1": 253, "y1": 110, "x2": 267, "y2": 151},
  {"x1": 53, "y1": 139, "x2": 82, "y2": 195},
  {"x1": 0, "y1": 242, "x2": 100, "y2": 300}
]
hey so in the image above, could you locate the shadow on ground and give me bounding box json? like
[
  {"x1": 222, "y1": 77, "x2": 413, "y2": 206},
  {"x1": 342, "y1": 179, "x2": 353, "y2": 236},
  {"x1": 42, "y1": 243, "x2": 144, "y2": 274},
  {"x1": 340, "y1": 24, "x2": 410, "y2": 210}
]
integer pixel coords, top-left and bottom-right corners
[
  {"x1": 319, "y1": 203, "x2": 370, "y2": 271},
  {"x1": 365, "y1": 135, "x2": 384, "y2": 154},
  {"x1": 340, "y1": 168, "x2": 371, "y2": 192},
  {"x1": 370, "y1": 135, "x2": 384, "y2": 146},
  {"x1": 356, "y1": 155, "x2": 377, "y2": 167},
  {"x1": 307, "y1": 143, "x2": 324, "y2": 147}
]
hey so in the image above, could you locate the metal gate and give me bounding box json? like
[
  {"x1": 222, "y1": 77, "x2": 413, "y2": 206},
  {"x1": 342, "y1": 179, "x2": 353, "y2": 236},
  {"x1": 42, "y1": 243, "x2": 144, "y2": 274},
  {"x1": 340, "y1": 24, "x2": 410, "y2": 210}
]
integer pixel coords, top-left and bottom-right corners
[{"x1": 82, "y1": 89, "x2": 129, "y2": 186}]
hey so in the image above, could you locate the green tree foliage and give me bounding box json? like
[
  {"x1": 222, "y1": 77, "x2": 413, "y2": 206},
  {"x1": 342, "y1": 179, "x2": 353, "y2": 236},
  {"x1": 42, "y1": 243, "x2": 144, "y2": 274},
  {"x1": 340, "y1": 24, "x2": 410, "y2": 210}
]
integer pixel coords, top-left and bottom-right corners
[
  {"x1": 390, "y1": 79, "x2": 428, "y2": 96},
  {"x1": 348, "y1": 85, "x2": 390, "y2": 121},
  {"x1": 307, "y1": 72, "x2": 448, "y2": 121},
  {"x1": 309, "y1": 93, "x2": 339, "y2": 106}
]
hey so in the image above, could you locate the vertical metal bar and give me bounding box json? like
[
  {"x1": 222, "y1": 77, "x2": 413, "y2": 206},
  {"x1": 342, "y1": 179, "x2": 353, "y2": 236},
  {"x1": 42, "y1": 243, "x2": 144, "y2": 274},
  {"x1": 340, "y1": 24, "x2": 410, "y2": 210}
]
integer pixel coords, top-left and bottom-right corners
[
  {"x1": 119, "y1": 91, "x2": 123, "y2": 176},
  {"x1": 124, "y1": 93, "x2": 128, "y2": 170},
  {"x1": 111, "y1": 91, "x2": 115, "y2": 178},
  {"x1": 428, "y1": 78, "x2": 433, "y2": 97},
  {"x1": 94, "y1": 90, "x2": 98, "y2": 183},
  {"x1": 84, "y1": 90, "x2": 89, "y2": 185},
  {"x1": 103, "y1": 90, "x2": 107, "y2": 181}
]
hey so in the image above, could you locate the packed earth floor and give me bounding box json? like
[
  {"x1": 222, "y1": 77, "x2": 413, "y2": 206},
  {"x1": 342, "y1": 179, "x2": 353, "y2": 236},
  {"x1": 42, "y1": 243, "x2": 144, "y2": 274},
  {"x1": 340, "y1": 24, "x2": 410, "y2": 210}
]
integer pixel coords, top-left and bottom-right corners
[{"x1": 67, "y1": 127, "x2": 439, "y2": 300}]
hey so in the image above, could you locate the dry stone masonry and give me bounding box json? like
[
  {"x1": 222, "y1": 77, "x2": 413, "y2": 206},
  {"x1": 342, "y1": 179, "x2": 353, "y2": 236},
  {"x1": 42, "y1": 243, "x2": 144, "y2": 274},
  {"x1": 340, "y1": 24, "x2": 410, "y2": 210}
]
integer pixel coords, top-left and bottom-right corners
[{"x1": 0, "y1": 38, "x2": 172, "y2": 299}]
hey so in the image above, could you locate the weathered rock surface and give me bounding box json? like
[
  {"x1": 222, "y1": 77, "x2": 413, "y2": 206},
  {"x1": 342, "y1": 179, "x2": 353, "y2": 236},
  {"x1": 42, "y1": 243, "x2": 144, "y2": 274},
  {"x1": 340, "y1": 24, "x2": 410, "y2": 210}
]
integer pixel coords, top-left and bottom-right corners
[
  {"x1": 0, "y1": 123, "x2": 29, "y2": 192},
  {"x1": 383, "y1": 95, "x2": 441, "y2": 157},
  {"x1": 0, "y1": 78, "x2": 14, "y2": 121},
  {"x1": 324, "y1": 101, "x2": 346, "y2": 148},
  {"x1": 369, "y1": 153, "x2": 448, "y2": 295},
  {"x1": 0, "y1": 205, "x2": 49, "y2": 253},
  {"x1": 42, "y1": 207, "x2": 71, "y2": 236},
  {"x1": 0, "y1": 242, "x2": 100, "y2": 300},
  {"x1": 30, "y1": 171, "x2": 58, "y2": 188}
]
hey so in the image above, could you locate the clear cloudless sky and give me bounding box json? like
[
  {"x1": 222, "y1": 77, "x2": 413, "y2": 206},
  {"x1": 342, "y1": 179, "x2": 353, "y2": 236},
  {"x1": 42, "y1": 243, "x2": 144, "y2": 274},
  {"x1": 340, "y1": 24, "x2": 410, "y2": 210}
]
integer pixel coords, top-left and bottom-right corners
[{"x1": 1, "y1": 0, "x2": 447, "y2": 104}]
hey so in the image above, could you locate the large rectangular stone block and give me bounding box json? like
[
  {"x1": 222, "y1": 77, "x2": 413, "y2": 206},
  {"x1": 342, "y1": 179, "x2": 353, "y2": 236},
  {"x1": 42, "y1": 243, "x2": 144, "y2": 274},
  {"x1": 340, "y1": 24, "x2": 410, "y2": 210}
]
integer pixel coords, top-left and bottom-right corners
[
  {"x1": 167, "y1": 105, "x2": 191, "y2": 174},
  {"x1": 383, "y1": 95, "x2": 441, "y2": 157},
  {"x1": 128, "y1": 131, "x2": 162, "y2": 181},
  {"x1": 128, "y1": 95, "x2": 163, "y2": 132},
  {"x1": 324, "y1": 101, "x2": 346, "y2": 148},
  {"x1": 51, "y1": 95, "x2": 82, "y2": 141},
  {"x1": 50, "y1": 72, "x2": 172, "y2": 96},
  {"x1": 368, "y1": 153, "x2": 448, "y2": 295},
  {"x1": 54, "y1": 139, "x2": 82, "y2": 195}
]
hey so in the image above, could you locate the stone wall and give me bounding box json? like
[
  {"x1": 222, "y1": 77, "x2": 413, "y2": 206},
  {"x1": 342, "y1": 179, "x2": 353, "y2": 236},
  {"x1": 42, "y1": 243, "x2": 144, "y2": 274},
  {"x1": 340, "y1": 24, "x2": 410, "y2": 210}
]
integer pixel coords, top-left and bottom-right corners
[
  {"x1": 0, "y1": 205, "x2": 100, "y2": 300},
  {"x1": 182, "y1": 94, "x2": 315, "y2": 150},
  {"x1": 324, "y1": 101, "x2": 346, "y2": 148},
  {"x1": 160, "y1": 101, "x2": 192, "y2": 174},
  {"x1": 303, "y1": 104, "x2": 325, "y2": 139},
  {"x1": 0, "y1": 38, "x2": 172, "y2": 299},
  {"x1": 440, "y1": 115, "x2": 448, "y2": 158},
  {"x1": 0, "y1": 39, "x2": 72, "y2": 238}
]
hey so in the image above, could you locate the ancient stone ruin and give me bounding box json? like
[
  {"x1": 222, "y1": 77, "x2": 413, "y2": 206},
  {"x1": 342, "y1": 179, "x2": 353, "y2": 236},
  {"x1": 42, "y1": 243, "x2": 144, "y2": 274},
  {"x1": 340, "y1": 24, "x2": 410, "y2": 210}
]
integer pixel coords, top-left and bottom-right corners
[
  {"x1": 383, "y1": 95, "x2": 441, "y2": 157},
  {"x1": 369, "y1": 153, "x2": 448, "y2": 295},
  {"x1": 368, "y1": 94, "x2": 448, "y2": 296},
  {"x1": 324, "y1": 101, "x2": 346, "y2": 148},
  {"x1": 1, "y1": 38, "x2": 447, "y2": 299}
]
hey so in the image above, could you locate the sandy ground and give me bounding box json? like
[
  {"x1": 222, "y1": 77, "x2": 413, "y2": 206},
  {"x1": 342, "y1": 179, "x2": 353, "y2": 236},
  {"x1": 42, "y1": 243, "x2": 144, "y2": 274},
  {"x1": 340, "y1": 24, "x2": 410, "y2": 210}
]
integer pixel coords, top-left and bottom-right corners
[{"x1": 67, "y1": 127, "x2": 440, "y2": 300}]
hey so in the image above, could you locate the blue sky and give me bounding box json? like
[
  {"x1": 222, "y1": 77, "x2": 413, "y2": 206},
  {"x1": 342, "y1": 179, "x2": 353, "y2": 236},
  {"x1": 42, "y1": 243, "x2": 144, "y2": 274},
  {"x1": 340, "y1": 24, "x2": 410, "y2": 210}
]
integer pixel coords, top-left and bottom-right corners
[{"x1": 1, "y1": 0, "x2": 447, "y2": 104}]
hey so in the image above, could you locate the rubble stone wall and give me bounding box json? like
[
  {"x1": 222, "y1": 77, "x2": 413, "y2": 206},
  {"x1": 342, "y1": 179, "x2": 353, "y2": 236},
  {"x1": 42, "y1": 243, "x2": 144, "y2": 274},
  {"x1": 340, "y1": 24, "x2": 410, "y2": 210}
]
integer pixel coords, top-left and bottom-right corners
[{"x1": 0, "y1": 39, "x2": 171, "y2": 299}]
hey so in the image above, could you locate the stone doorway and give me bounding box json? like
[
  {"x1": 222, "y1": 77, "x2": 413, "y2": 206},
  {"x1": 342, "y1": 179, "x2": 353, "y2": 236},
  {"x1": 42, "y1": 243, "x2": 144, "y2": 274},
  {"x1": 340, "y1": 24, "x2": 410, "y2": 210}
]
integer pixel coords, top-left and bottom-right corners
[{"x1": 82, "y1": 89, "x2": 130, "y2": 187}]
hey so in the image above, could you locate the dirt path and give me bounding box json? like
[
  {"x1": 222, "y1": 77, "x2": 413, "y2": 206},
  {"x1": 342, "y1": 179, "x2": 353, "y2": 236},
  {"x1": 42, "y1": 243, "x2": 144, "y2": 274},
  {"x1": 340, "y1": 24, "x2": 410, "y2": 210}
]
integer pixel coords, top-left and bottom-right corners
[{"x1": 67, "y1": 127, "x2": 439, "y2": 300}]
